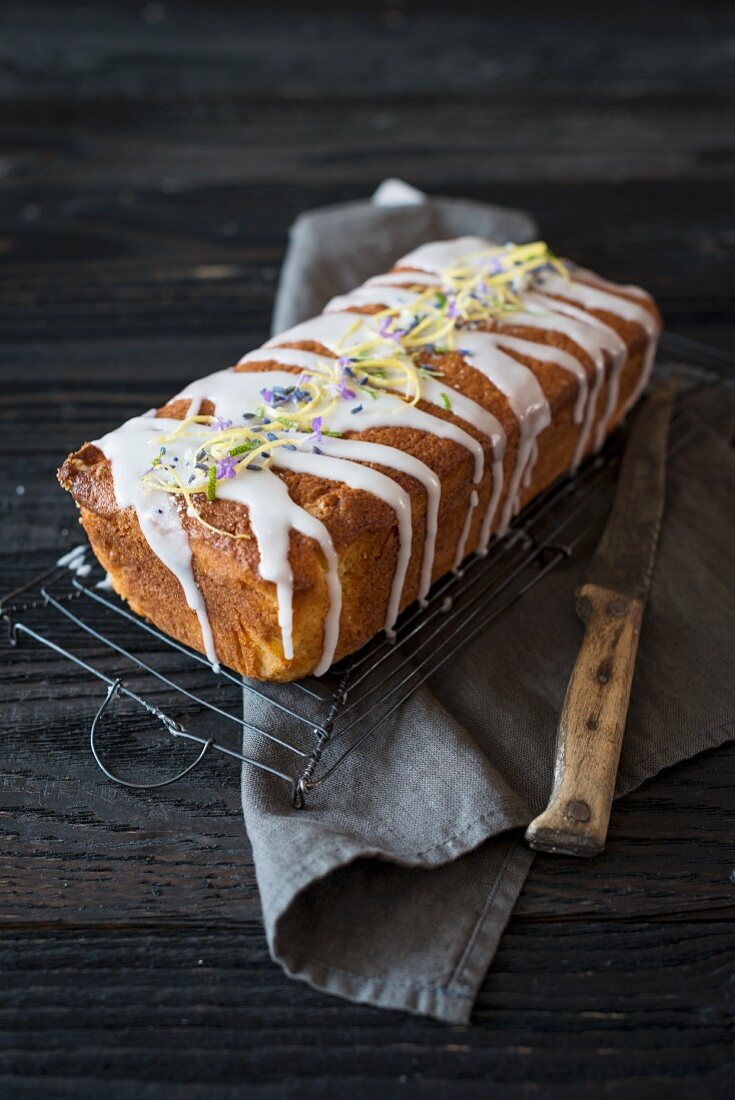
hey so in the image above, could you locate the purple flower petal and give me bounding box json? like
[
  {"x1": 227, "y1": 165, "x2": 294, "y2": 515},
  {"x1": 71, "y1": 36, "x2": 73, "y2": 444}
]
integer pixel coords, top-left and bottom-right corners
[
  {"x1": 332, "y1": 379, "x2": 356, "y2": 400},
  {"x1": 215, "y1": 455, "x2": 238, "y2": 480}
]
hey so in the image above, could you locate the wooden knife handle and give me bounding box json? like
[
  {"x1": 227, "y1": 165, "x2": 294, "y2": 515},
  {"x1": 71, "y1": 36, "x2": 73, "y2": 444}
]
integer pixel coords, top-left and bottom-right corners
[{"x1": 525, "y1": 583, "x2": 644, "y2": 857}]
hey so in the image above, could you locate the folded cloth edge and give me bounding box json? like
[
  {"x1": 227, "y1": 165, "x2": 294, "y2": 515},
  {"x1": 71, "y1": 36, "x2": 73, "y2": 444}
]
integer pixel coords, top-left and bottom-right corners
[{"x1": 267, "y1": 832, "x2": 535, "y2": 1023}]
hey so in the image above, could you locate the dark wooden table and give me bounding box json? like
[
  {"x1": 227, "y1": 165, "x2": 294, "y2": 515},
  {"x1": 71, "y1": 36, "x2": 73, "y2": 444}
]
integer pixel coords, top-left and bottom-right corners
[{"x1": 2, "y1": 3, "x2": 734, "y2": 1096}]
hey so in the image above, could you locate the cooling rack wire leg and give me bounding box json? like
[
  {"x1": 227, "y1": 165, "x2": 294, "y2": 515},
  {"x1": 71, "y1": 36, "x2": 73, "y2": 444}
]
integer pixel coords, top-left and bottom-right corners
[{"x1": 89, "y1": 679, "x2": 214, "y2": 790}]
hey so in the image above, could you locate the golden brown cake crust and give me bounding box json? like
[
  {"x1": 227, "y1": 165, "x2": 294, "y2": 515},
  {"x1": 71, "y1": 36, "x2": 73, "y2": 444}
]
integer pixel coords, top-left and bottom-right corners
[{"x1": 58, "y1": 252, "x2": 662, "y2": 681}]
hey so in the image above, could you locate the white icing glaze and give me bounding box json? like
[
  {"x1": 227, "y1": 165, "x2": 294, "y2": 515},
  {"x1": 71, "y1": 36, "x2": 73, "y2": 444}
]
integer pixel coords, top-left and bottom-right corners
[
  {"x1": 365, "y1": 271, "x2": 439, "y2": 288},
  {"x1": 397, "y1": 236, "x2": 500, "y2": 273},
  {"x1": 387, "y1": 242, "x2": 658, "y2": 462},
  {"x1": 264, "y1": 316, "x2": 492, "y2": 565},
  {"x1": 455, "y1": 331, "x2": 551, "y2": 531},
  {"x1": 498, "y1": 297, "x2": 616, "y2": 461},
  {"x1": 309, "y1": 435, "x2": 441, "y2": 602},
  {"x1": 519, "y1": 292, "x2": 628, "y2": 452},
  {"x1": 177, "y1": 367, "x2": 299, "y2": 411},
  {"x1": 535, "y1": 269, "x2": 661, "y2": 415},
  {"x1": 95, "y1": 414, "x2": 219, "y2": 667},
  {"x1": 242, "y1": 339, "x2": 503, "y2": 461},
  {"x1": 315, "y1": 279, "x2": 595, "y2": 502},
  {"x1": 174, "y1": 368, "x2": 345, "y2": 670},
  {"x1": 418, "y1": 374, "x2": 503, "y2": 444},
  {"x1": 98, "y1": 383, "x2": 343, "y2": 674},
  {"x1": 570, "y1": 266, "x2": 656, "y2": 306},
  {"x1": 316, "y1": 280, "x2": 589, "y2": 430},
  {"x1": 522, "y1": 439, "x2": 539, "y2": 489},
  {"x1": 174, "y1": 365, "x2": 465, "y2": 645},
  {"x1": 326, "y1": 391, "x2": 485, "y2": 483},
  {"x1": 238, "y1": 346, "x2": 330, "y2": 371},
  {"x1": 273, "y1": 446, "x2": 412, "y2": 633},
  {"x1": 325, "y1": 285, "x2": 423, "y2": 314},
  {"x1": 215, "y1": 467, "x2": 341, "y2": 675},
  {"x1": 240, "y1": 342, "x2": 506, "y2": 560},
  {"x1": 487, "y1": 332, "x2": 588, "y2": 425},
  {"x1": 57, "y1": 545, "x2": 87, "y2": 568},
  {"x1": 262, "y1": 321, "x2": 486, "y2": 484},
  {"x1": 178, "y1": 366, "x2": 485, "y2": 602},
  {"x1": 455, "y1": 489, "x2": 479, "y2": 568},
  {"x1": 264, "y1": 310, "x2": 377, "y2": 351}
]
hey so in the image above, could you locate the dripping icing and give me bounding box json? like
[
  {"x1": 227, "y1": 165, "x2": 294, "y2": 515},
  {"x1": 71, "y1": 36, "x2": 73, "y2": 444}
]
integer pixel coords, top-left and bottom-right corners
[
  {"x1": 91, "y1": 236, "x2": 654, "y2": 678},
  {"x1": 95, "y1": 414, "x2": 219, "y2": 668}
]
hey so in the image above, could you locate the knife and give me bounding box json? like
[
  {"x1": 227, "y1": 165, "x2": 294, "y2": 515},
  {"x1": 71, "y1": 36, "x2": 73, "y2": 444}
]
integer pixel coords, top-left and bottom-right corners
[{"x1": 525, "y1": 380, "x2": 678, "y2": 858}]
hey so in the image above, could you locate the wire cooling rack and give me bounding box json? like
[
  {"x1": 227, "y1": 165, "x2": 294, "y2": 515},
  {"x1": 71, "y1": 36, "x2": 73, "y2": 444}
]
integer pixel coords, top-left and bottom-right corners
[{"x1": 2, "y1": 334, "x2": 732, "y2": 807}]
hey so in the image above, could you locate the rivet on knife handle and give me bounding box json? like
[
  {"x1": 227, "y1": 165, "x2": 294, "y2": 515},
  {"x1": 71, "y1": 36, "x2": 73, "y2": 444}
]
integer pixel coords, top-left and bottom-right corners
[{"x1": 526, "y1": 381, "x2": 679, "y2": 858}]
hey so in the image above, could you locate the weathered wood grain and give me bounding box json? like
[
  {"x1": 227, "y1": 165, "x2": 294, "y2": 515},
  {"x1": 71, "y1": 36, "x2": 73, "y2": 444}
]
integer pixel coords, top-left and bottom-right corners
[
  {"x1": 0, "y1": 921, "x2": 733, "y2": 1099},
  {"x1": 527, "y1": 587, "x2": 646, "y2": 857},
  {"x1": 1, "y1": 0, "x2": 734, "y2": 1095}
]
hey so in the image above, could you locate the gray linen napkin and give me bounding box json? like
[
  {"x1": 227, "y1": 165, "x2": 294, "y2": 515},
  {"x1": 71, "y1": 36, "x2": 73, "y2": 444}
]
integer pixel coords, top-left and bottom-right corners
[{"x1": 241, "y1": 186, "x2": 735, "y2": 1023}]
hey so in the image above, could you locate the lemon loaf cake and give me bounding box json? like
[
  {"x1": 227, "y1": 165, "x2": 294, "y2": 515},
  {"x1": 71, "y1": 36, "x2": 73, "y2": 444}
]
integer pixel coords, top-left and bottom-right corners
[{"x1": 59, "y1": 237, "x2": 661, "y2": 681}]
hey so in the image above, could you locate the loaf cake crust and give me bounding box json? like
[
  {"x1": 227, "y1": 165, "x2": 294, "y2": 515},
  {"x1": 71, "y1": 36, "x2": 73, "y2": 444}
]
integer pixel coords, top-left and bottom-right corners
[{"x1": 58, "y1": 238, "x2": 661, "y2": 681}]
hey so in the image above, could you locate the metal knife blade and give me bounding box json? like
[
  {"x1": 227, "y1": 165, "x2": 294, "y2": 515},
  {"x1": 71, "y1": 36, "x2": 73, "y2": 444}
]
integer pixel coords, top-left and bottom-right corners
[{"x1": 584, "y1": 379, "x2": 678, "y2": 604}]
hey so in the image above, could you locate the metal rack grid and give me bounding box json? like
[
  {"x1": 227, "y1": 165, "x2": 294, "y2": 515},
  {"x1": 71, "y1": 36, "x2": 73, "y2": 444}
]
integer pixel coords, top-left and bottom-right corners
[{"x1": 2, "y1": 334, "x2": 731, "y2": 807}]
